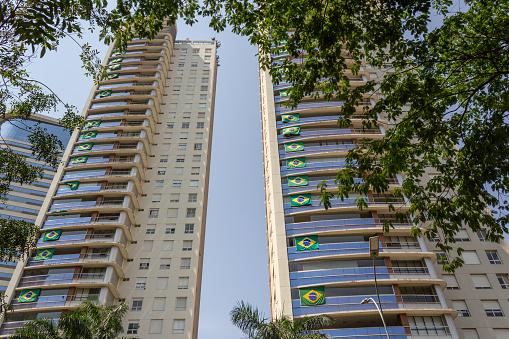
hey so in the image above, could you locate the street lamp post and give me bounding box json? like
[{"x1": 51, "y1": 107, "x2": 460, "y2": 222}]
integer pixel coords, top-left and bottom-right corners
[{"x1": 361, "y1": 297, "x2": 390, "y2": 339}]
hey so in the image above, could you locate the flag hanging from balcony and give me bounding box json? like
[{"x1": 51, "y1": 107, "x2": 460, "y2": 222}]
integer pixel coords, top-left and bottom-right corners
[
  {"x1": 109, "y1": 64, "x2": 121, "y2": 70},
  {"x1": 18, "y1": 289, "x2": 41, "y2": 303},
  {"x1": 43, "y1": 230, "x2": 62, "y2": 241},
  {"x1": 111, "y1": 57, "x2": 123, "y2": 63},
  {"x1": 285, "y1": 142, "x2": 304, "y2": 152},
  {"x1": 99, "y1": 90, "x2": 112, "y2": 98},
  {"x1": 86, "y1": 120, "x2": 102, "y2": 128},
  {"x1": 299, "y1": 287, "x2": 325, "y2": 306},
  {"x1": 276, "y1": 67, "x2": 289, "y2": 75},
  {"x1": 282, "y1": 113, "x2": 299, "y2": 123},
  {"x1": 82, "y1": 131, "x2": 98, "y2": 139},
  {"x1": 107, "y1": 73, "x2": 119, "y2": 79},
  {"x1": 112, "y1": 50, "x2": 126, "y2": 56},
  {"x1": 288, "y1": 175, "x2": 308, "y2": 187},
  {"x1": 296, "y1": 235, "x2": 319, "y2": 251},
  {"x1": 78, "y1": 143, "x2": 93, "y2": 151},
  {"x1": 280, "y1": 89, "x2": 294, "y2": 98},
  {"x1": 65, "y1": 181, "x2": 79, "y2": 190},
  {"x1": 72, "y1": 155, "x2": 89, "y2": 164},
  {"x1": 286, "y1": 157, "x2": 306, "y2": 168},
  {"x1": 290, "y1": 194, "x2": 312, "y2": 207},
  {"x1": 50, "y1": 209, "x2": 67, "y2": 213},
  {"x1": 283, "y1": 126, "x2": 300, "y2": 136},
  {"x1": 35, "y1": 248, "x2": 55, "y2": 260}
]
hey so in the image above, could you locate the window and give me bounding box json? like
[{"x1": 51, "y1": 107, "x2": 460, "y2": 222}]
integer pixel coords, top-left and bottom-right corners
[
  {"x1": 157, "y1": 168, "x2": 166, "y2": 175},
  {"x1": 408, "y1": 316, "x2": 447, "y2": 335},
  {"x1": 436, "y1": 252, "x2": 449, "y2": 264},
  {"x1": 176, "y1": 70, "x2": 184, "y2": 75},
  {"x1": 163, "y1": 240, "x2": 174, "y2": 251},
  {"x1": 462, "y1": 329, "x2": 480, "y2": 339},
  {"x1": 204, "y1": 55, "x2": 211, "y2": 60},
  {"x1": 179, "y1": 55, "x2": 186, "y2": 60},
  {"x1": 183, "y1": 240, "x2": 193, "y2": 251},
  {"x1": 189, "y1": 70, "x2": 197, "y2": 75},
  {"x1": 186, "y1": 85, "x2": 195, "y2": 91},
  {"x1": 191, "y1": 168, "x2": 200, "y2": 175},
  {"x1": 176, "y1": 297, "x2": 187, "y2": 311},
  {"x1": 190, "y1": 181, "x2": 199, "y2": 188},
  {"x1": 177, "y1": 63, "x2": 184, "y2": 67},
  {"x1": 164, "y1": 132, "x2": 173, "y2": 139},
  {"x1": 186, "y1": 94, "x2": 194, "y2": 100},
  {"x1": 160, "y1": 155, "x2": 168, "y2": 163},
  {"x1": 193, "y1": 155, "x2": 201, "y2": 162},
  {"x1": 186, "y1": 208, "x2": 196, "y2": 217},
  {"x1": 201, "y1": 77, "x2": 209, "y2": 83},
  {"x1": 483, "y1": 300, "x2": 504, "y2": 316},
  {"x1": 428, "y1": 233, "x2": 440, "y2": 242},
  {"x1": 176, "y1": 155, "x2": 185, "y2": 162},
  {"x1": 192, "y1": 55, "x2": 199, "y2": 60},
  {"x1": 149, "y1": 320, "x2": 163, "y2": 334},
  {"x1": 197, "y1": 122, "x2": 204, "y2": 129},
  {"x1": 204, "y1": 62, "x2": 210, "y2": 67},
  {"x1": 188, "y1": 194, "x2": 197, "y2": 203},
  {"x1": 463, "y1": 251, "x2": 481, "y2": 264},
  {"x1": 194, "y1": 143, "x2": 202, "y2": 150},
  {"x1": 173, "y1": 319, "x2": 185, "y2": 334},
  {"x1": 146, "y1": 225, "x2": 156, "y2": 234},
  {"x1": 497, "y1": 274, "x2": 509, "y2": 289},
  {"x1": 188, "y1": 77, "x2": 196, "y2": 83},
  {"x1": 487, "y1": 250, "x2": 502, "y2": 264},
  {"x1": 454, "y1": 230, "x2": 470, "y2": 241},
  {"x1": 173, "y1": 181, "x2": 182, "y2": 188},
  {"x1": 127, "y1": 321, "x2": 139, "y2": 334},
  {"x1": 170, "y1": 103, "x2": 178, "y2": 109},
  {"x1": 192, "y1": 48, "x2": 200, "y2": 53},
  {"x1": 139, "y1": 258, "x2": 150, "y2": 270},
  {"x1": 203, "y1": 69, "x2": 210, "y2": 74},
  {"x1": 181, "y1": 258, "x2": 191, "y2": 269},
  {"x1": 452, "y1": 300, "x2": 470, "y2": 317},
  {"x1": 152, "y1": 194, "x2": 161, "y2": 202},
  {"x1": 191, "y1": 63, "x2": 198, "y2": 67},
  {"x1": 167, "y1": 208, "x2": 178, "y2": 218},
  {"x1": 162, "y1": 143, "x2": 171, "y2": 150},
  {"x1": 160, "y1": 258, "x2": 171, "y2": 269},
  {"x1": 180, "y1": 132, "x2": 188, "y2": 139},
  {"x1": 181, "y1": 48, "x2": 187, "y2": 53},
  {"x1": 157, "y1": 277, "x2": 168, "y2": 290},
  {"x1": 171, "y1": 94, "x2": 179, "y2": 100},
  {"x1": 170, "y1": 193, "x2": 180, "y2": 202},
  {"x1": 178, "y1": 144, "x2": 187, "y2": 150},
  {"x1": 196, "y1": 132, "x2": 204, "y2": 139},
  {"x1": 131, "y1": 299, "x2": 143, "y2": 311},
  {"x1": 495, "y1": 329, "x2": 509, "y2": 339},
  {"x1": 165, "y1": 226, "x2": 175, "y2": 234},
  {"x1": 155, "y1": 181, "x2": 164, "y2": 188},
  {"x1": 153, "y1": 298, "x2": 166, "y2": 311},
  {"x1": 178, "y1": 277, "x2": 189, "y2": 289},
  {"x1": 174, "y1": 167, "x2": 184, "y2": 175},
  {"x1": 169, "y1": 112, "x2": 176, "y2": 118},
  {"x1": 205, "y1": 49, "x2": 211, "y2": 53},
  {"x1": 477, "y1": 230, "x2": 487, "y2": 241},
  {"x1": 166, "y1": 123, "x2": 174, "y2": 129},
  {"x1": 173, "y1": 86, "x2": 181, "y2": 91},
  {"x1": 183, "y1": 112, "x2": 191, "y2": 119},
  {"x1": 149, "y1": 209, "x2": 159, "y2": 218},
  {"x1": 443, "y1": 275, "x2": 459, "y2": 290},
  {"x1": 185, "y1": 224, "x2": 194, "y2": 233},
  {"x1": 200, "y1": 94, "x2": 207, "y2": 100},
  {"x1": 200, "y1": 86, "x2": 208, "y2": 91},
  {"x1": 184, "y1": 103, "x2": 192, "y2": 109},
  {"x1": 181, "y1": 122, "x2": 190, "y2": 129},
  {"x1": 472, "y1": 274, "x2": 491, "y2": 289},
  {"x1": 198, "y1": 112, "x2": 205, "y2": 118},
  {"x1": 143, "y1": 240, "x2": 153, "y2": 251},
  {"x1": 135, "y1": 277, "x2": 147, "y2": 290}
]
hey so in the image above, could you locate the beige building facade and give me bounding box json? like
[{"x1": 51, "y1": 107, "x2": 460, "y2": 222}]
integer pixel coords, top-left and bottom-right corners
[
  {"x1": 259, "y1": 44, "x2": 509, "y2": 339},
  {"x1": 0, "y1": 25, "x2": 217, "y2": 338}
]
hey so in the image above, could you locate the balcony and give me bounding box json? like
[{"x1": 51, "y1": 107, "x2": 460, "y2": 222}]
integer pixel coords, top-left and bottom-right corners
[
  {"x1": 55, "y1": 182, "x2": 138, "y2": 200},
  {"x1": 26, "y1": 253, "x2": 111, "y2": 267},
  {"x1": 86, "y1": 109, "x2": 157, "y2": 124},
  {"x1": 36, "y1": 231, "x2": 124, "y2": 248},
  {"x1": 62, "y1": 167, "x2": 143, "y2": 184},
  {"x1": 18, "y1": 272, "x2": 107, "y2": 288},
  {"x1": 276, "y1": 114, "x2": 371, "y2": 128},
  {"x1": 279, "y1": 144, "x2": 356, "y2": 159},
  {"x1": 277, "y1": 128, "x2": 382, "y2": 143},
  {"x1": 11, "y1": 294, "x2": 100, "y2": 311},
  {"x1": 67, "y1": 154, "x2": 145, "y2": 171},
  {"x1": 71, "y1": 142, "x2": 148, "y2": 160},
  {"x1": 285, "y1": 218, "x2": 379, "y2": 236},
  {"x1": 283, "y1": 197, "x2": 360, "y2": 214},
  {"x1": 48, "y1": 196, "x2": 135, "y2": 216},
  {"x1": 280, "y1": 160, "x2": 348, "y2": 176},
  {"x1": 276, "y1": 101, "x2": 343, "y2": 114},
  {"x1": 288, "y1": 241, "x2": 375, "y2": 260},
  {"x1": 282, "y1": 178, "x2": 363, "y2": 194},
  {"x1": 42, "y1": 213, "x2": 130, "y2": 231},
  {"x1": 321, "y1": 327, "x2": 407, "y2": 339},
  {"x1": 290, "y1": 267, "x2": 391, "y2": 287}
]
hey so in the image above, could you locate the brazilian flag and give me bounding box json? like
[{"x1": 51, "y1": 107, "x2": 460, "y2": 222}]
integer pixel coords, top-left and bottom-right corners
[
  {"x1": 35, "y1": 248, "x2": 55, "y2": 260},
  {"x1": 111, "y1": 57, "x2": 123, "y2": 64},
  {"x1": 107, "y1": 73, "x2": 119, "y2": 79},
  {"x1": 288, "y1": 175, "x2": 308, "y2": 187},
  {"x1": 280, "y1": 89, "x2": 293, "y2": 97},
  {"x1": 43, "y1": 230, "x2": 62, "y2": 241},
  {"x1": 285, "y1": 142, "x2": 304, "y2": 152},
  {"x1": 283, "y1": 126, "x2": 300, "y2": 136},
  {"x1": 276, "y1": 67, "x2": 289, "y2": 75},
  {"x1": 99, "y1": 90, "x2": 112, "y2": 98},
  {"x1": 290, "y1": 194, "x2": 312, "y2": 207},
  {"x1": 86, "y1": 120, "x2": 102, "y2": 128},
  {"x1": 299, "y1": 287, "x2": 325, "y2": 306},
  {"x1": 82, "y1": 131, "x2": 98, "y2": 139},
  {"x1": 78, "y1": 143, "x2": 93, "y2": 151},
  {"x1": 109, "y1": 63, "x2": 121, "y2": 70},
  {"x1": 282, "y1": 114, "x2": 299, "y2": 123},
  {"x1": 113, "y1": 50, "x2": 126, "y2": 56},
  {"x1": 278, "y1": 57, "x2": 288, "y2": 62},
  {"x1": 278, "y1": 47, "x2": 288, "y2": 54},
  {"x1": 50, "y1": 209, "x2": 67, "y2": 214},
  {"x1": 72, "y1": 155, "x2": 89, "y2": 164},
  {"x1": 65, "y1": 181, "x2": 79, "y2": 190},
  {"x1": 287, "y1": 157, "x2": 306, "y2": 169},
  {"x1": 296, "y1": 235, "x2": 319, "y2": 251},
  {"x1": 18, "y1": 289, "x2": 41, "y2": 303}
]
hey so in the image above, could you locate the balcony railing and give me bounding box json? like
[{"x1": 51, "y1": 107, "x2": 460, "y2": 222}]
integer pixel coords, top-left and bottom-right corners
[
  {"x1": 48, "y1": 200, "x2": 125, "y2": 212},
  {"x1": 18, "y1": 272, "x2": 106, "y2": 288},
  {"x1": 285, "y1": 218, "x2": 378, "y2": 236},
  {"x1": 276, "y1": 101, "x2": 343, "y2": 114},
  {"x1": 279, "y1": 144, "x2": 355, "y2": 158},
  {"x1": 37, "y1": 233, "x2": 115, "y2": 246},
  {"x1": 320, "y1": 327, "x2": 407, "y2": 339},
  {"x1": 26, "y1": 253, "x2": 110, "y2": 267},
  {"x1": 11, "y1": 294, "x2": 100, "y2": 310}
]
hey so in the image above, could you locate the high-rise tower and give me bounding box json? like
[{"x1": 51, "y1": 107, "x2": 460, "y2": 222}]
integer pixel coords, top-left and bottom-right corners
[
  {"x1": 259, "y1": 44, "x2": 509, "y2": 338},
  {"x1": 0, "y1": 25, "x2": 217, "y2": 339}
]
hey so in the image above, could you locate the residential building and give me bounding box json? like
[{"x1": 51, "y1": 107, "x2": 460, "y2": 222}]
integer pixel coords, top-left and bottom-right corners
[
  {"x1": 259, "y1": 42, "x2": 509, "y2": 339},
  {"x1": 0, "y1": 25, "x2": 217, "y2": 339}
]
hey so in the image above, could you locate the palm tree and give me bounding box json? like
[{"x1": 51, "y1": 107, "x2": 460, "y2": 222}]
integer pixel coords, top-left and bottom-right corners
[
  {"x1": 10, "y1": 301, "x2": 132, "y2": 339},
  {"x1": 231, "y1": 301, "x2": 333, "y2": 339}
]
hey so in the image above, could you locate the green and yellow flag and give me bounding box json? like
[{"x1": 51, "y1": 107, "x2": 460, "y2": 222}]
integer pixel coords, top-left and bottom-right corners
[
  {"x1": 35, "y1": 248, "x2": 55, "y2": 260},
  {"x1": 111, "y1": 57, "x2": 123, "y2": 64},
  {"x1": 296, "y1": 235, "x2": 319, "y2": 251},
  {"x1": 277, "y1": 47, "x2": 288, "y2": 55},
  {"x1": 282, "y1": 113, "x2": 299, "y2": 123},
  {"x1": 43, "y1": 230, "x2": 62, "y2": 241},
  {"x1": 18, "y1": 289, "x2": 41, "y2": 303},
  {"x1": 108, "y1": 64, "x2": 121, "y2": 70},
  {"x1": 288, "y1": 175, "x2": 308, "y2": 187},
  {"x1": 50, "y1": 209, "x2": 67, "y2": 214},
  {"x1": 279, "y1": 39, "x2": 288, "y2": 45},
  {"x1": 86, "y1": 120, "x2": 102, "y2": 128},
  {"x1": 276, "y1": 67, "x2": 289, "y2": 75},
  {"x1": 283, "y1": 126, "x2": 300, "y2": 136},
  {"x1": 65, "y1": 181, "x2": 79, "y2": 190},
  {"x1": 112, "y1": 50, "x2": 126, "y2": 56},
  {"x1": 299, "y1": 287, "x2": 325, "y2": 306},
  {"x1": 72, "y1": 155, "x2": 89, "y2": 164},
  {"x1": 285, "y1": 142, "x2": 304, "y2": 152},
  {"x1": 107, "y1": 73, "x2": 119, "y2": 79},
  {"x1": 78, "y1": 143, "x2": 93, "y2": 151},
  {"x1": 290, "y1": 194, "x2": 312, "y2": 207},
  {"x1": 280, "y1": 89, "x2": 294, "y2": 97},
  {"x1": 99, "y1": 90, "x2": 112, "y2": 98},
  {"x1": 278, "y1": 57, "x2": 288, "y2": 62},
  {"x1": 82, "y1": 131, "x2": 98, "y2": 139},
  {"x1": 286, "y1": 157, "x2": 306, "y2": 168}
]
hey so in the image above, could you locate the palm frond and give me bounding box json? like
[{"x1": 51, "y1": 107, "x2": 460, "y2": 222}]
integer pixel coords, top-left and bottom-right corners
[{"x1": 230, "y1": 301, "x2": 268, "y2": 338}]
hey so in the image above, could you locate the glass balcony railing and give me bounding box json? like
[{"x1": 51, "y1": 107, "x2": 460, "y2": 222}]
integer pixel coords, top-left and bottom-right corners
[
  {"x1": 280, "y1": 161, "x2": 348, "y2": 176},
  {"x1": 18, "y1": 272, "x2": 106, "y2": 288},
  {"x1": 321, "y1": 327, "x2": 407, "y2": 339},
  {"x1": 290, "y1": 267, "x2": 390, "y2": 287},
  {"x1": 285, "y1": 218, "x2": 378, "y2": 236},
  {"x1": 277, "y1": 128, "x2": 382, "y2": 142},
  {"x1": 42, "y1": 215, "x2": 122, "y2": 229},
  {"x1": 276, "y1": 101, "x2": 344, "y2": 114},
  {"x1": 36, "y1": 233, "x2": 115, "y2": 246},
  {"x1": 276, "y1": 115, "x2": 366, "y2": 127},
  {"x1": 279, "y1": 144, "x2": 355, "y2": 158},
  {"x1": 26, "y1": 253, "x2": 109, "y2": 267},
  {"x1": 282, "y1": 178, "x2": 362, "y2": 194},
  {"x1": 11, "y1": 294, "x2": 100, "y2": 310},
  {"x1": 55, "y1": 184, "x2": 131, "y2": 197},
  {"x1": 287, "y1": 241, "x2": 377, "y2": 260},
  {"x1": 283, "y1": 198, "x2": 361, "y2": 214}
]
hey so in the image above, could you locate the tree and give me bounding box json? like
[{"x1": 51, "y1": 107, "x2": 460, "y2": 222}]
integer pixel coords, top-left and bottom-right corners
[
  {"x1": 230, "y1": 301, "x2": 333, "y2": 339},
  {"x1": 9, "y1": 301, "x2": 132, "y2": 339}
]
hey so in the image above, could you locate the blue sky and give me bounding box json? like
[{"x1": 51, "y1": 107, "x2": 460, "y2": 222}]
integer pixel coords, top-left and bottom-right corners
[{"x1": 27, "y1": 19, "x2": 269, "y2": 338}]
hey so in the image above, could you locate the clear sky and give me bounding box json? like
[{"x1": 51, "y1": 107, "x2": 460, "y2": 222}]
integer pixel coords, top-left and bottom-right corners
[{"x1": 27, "y1": 18, "x2": 270, "y2": 339}]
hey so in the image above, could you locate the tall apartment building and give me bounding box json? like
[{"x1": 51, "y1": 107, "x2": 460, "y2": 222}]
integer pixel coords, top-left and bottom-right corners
[
  {"x1": 259, "y1": 43, "x2": 509, "y2": 339},
  {"x1": 0, "y1": 115, "x2": 70, "y2": 293},
  {"x1": 0, "y1": 25, "x2": 217, "y2": 339}
]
